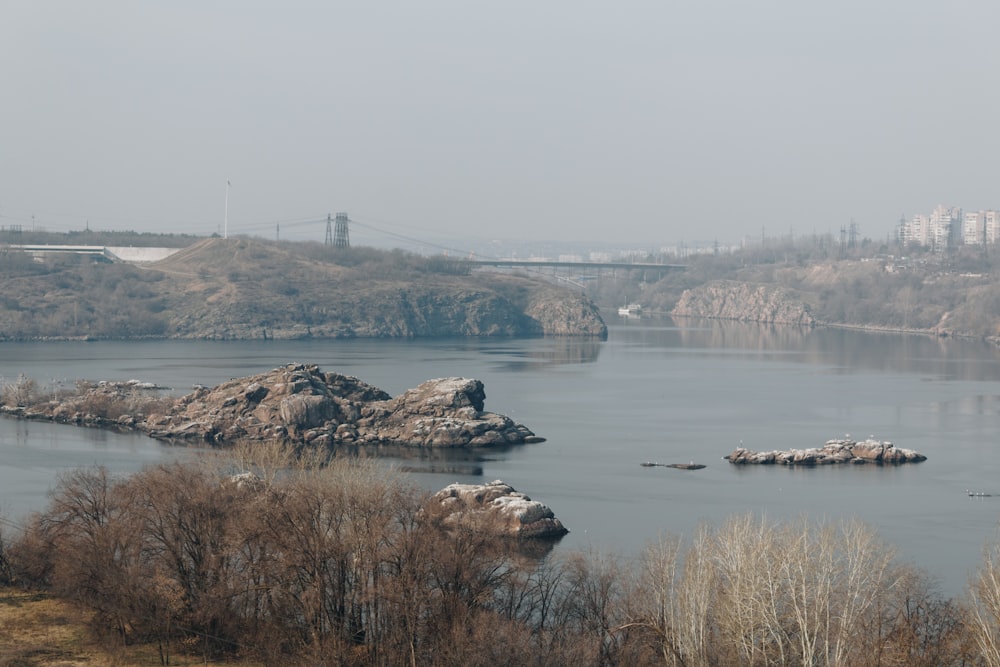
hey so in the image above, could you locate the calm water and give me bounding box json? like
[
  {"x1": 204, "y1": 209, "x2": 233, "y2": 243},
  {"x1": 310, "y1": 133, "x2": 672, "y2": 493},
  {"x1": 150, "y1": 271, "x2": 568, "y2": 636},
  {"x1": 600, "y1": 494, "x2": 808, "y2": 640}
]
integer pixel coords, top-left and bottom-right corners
[{"x1": 2, "y1": 317, "x2": 1000, "y2": 597}]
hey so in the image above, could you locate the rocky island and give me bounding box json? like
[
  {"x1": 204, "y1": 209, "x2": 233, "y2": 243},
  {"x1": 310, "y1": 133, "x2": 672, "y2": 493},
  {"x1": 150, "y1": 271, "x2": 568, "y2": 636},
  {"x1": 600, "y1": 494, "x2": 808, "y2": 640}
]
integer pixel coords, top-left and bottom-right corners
[
  {"x1": 725, "y1": 437, "x2": 927, "y2": 465},
  {"x1": 4, "y1": 363, "x2": 541, "y2": 448},
  {"x1": 429, "y1": 480, "x2": 569, "y2": 539}
]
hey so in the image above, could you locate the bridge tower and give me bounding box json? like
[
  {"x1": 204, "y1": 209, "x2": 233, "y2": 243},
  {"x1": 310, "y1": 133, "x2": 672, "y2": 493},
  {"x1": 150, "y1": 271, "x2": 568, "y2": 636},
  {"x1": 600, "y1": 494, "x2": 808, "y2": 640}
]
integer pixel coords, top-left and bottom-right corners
[{"x1": 333, "y1": 212, "x2": 350, "y2": 248}]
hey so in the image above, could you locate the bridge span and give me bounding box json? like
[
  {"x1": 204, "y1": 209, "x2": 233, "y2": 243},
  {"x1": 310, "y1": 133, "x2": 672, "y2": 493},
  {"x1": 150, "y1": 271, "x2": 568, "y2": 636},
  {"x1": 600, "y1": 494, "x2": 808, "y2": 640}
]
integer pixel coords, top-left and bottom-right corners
[
  {"x1": 466, "y1": 258, "x2": 683, "y2": 287},
  {"x1": 467, "y1": 259, "x2": 685, "y2": 287},
  {"x1": 469, "y1": 258, "x2": 684, "y2": 271}
]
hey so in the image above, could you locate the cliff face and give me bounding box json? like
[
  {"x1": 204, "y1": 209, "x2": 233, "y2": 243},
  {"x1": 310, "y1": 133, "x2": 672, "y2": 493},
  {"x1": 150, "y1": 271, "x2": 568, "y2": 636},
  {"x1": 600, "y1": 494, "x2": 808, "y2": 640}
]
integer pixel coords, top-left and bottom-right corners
[
  {"x1": 524, "y1": 290, "x2": 608, "y2": 337},
  {"x1": 172, "y1": 286, "x2": 548, "y2": 339},
  {"x1": 671, "y1": 280, "x2": 815, "y2": 326}
]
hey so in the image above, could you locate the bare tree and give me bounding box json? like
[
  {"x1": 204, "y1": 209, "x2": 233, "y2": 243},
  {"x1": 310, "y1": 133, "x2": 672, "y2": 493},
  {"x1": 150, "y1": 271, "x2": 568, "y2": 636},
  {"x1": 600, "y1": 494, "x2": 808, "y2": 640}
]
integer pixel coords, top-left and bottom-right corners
[{"x1": 970, "y1": 538, "x2": 1000, "y2": 666}]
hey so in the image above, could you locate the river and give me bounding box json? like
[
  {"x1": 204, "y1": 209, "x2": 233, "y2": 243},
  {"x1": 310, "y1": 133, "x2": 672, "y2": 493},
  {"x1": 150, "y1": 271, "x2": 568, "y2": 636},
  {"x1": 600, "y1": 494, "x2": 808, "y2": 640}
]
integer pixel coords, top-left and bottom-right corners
[{"x1": 2, "y1": 317, "x2": 999, "y2": 598}]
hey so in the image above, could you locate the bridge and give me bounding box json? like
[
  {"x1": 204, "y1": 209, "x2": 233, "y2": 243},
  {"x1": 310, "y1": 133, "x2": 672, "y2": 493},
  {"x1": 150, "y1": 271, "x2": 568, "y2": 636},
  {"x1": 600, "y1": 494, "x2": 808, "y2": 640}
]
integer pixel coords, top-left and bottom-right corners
[
  {"x1": 470, "y1": 258, "x2": 684, "y2": 271},
  {"x1": 466, "y1": 258, "x2": 684, "y2": 288}
]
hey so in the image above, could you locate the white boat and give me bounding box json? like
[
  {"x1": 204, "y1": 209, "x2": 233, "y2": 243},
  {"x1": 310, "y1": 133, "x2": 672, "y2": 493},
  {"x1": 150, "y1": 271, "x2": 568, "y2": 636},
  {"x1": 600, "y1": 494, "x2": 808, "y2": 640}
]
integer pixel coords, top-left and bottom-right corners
[{"x1": 618, "y1": 303, "x2": 642, "y2": 316}]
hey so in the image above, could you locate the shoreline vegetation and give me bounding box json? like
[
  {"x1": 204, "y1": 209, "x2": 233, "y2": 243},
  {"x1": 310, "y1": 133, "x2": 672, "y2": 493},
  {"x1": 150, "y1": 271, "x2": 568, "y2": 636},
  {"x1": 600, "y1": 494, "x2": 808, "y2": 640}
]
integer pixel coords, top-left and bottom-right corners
[{"x1": 1, "y1": 448, "x2": 999, "y2": 666}]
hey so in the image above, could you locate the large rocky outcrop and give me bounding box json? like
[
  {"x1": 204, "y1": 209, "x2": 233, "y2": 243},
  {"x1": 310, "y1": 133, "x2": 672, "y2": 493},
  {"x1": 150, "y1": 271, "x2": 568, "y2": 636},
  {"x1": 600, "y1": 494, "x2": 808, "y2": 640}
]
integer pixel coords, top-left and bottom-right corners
[
  {"x1": 724, "y1": 438, "x2": 927, "y2": 465},
  {"x1": 15, "y1": 364, "x2": 542, "y2": 448},
  {"x1": 524, "y1": 291, "x2": 608, "y2": 337},
  {"x1": 672, "y1": 280, "x2": 815, "y2": 325},
  {"x1": 430, "y1": 480, "x2": 569, "y2": 538}
]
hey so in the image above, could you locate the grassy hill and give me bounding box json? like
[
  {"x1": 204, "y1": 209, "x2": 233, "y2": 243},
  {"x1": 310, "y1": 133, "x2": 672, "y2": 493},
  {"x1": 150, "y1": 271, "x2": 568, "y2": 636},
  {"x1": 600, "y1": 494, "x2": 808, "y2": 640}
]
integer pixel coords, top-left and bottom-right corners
[{"x1": 0, "y1": 238, "x2": 606, "y2": 340}]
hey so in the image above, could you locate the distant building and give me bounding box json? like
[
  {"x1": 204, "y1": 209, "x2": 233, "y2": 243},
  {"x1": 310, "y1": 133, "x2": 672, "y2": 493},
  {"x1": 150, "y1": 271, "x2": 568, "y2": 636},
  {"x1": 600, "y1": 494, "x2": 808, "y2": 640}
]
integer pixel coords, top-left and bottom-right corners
[
  {"x1": 900, "y1": 213, "x2": 930, "y2": 246},
  {"x1": 988, "y1": 211, "x2": 1000, "y2": 244},
  {"x1": 963, "y1": 211, "x2": 984, "y2": 245},
  {"x1": 897, "y1": 204, "x2": 1000, "y2": 249},
  {"x1": 930, "y1": 205, "x2": 961, "y2": 249}
]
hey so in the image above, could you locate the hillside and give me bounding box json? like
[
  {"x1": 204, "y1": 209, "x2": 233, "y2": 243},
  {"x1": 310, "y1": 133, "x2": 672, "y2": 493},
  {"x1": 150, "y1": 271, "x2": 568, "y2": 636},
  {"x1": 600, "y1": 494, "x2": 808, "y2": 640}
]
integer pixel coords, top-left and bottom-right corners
[
  {"x1": 663, "y1": 258, "x2": 1000, "y2": 340},
  {"x1": 0, "y1": 238, "x2": 607, "y2": 340},
  {"x1": 580, "y1": 237, "x2": 1000, "y2": 341}
]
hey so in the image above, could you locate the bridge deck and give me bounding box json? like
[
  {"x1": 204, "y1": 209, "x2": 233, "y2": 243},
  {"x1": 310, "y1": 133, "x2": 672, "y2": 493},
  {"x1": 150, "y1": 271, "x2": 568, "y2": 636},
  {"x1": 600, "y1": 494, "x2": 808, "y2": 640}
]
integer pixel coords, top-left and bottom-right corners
[{"x1": 470, "y1": 259, "x2": 684, "y2": 270}]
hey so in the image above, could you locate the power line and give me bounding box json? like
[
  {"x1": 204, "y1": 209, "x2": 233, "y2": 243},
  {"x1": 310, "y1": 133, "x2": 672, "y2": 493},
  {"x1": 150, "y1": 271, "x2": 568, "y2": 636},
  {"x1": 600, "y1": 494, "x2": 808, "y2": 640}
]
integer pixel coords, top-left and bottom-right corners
[{"x1": 349, "y1": 216, "x2": 498, "y2": 259}]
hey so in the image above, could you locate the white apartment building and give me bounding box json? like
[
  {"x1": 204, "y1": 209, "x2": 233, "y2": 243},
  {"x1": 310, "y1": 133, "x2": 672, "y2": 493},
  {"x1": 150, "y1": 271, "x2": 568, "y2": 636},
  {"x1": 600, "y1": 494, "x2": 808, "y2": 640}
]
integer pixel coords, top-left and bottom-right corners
[
  {"x1": 987, "y1": 211, "x2": 1000, "y2": 244},
  {"x1": 899, "y1": 205, "x2": 1000, "y2": 248},
  {"x1": 900, "y1": 213, "x2": 931, "y2": 246},
  {"x1": 930, "y1": 205, "x2": 960, "y2": 249},
  {"x1": 963, "y1": 211, "x2": 985, "y2": 245}
]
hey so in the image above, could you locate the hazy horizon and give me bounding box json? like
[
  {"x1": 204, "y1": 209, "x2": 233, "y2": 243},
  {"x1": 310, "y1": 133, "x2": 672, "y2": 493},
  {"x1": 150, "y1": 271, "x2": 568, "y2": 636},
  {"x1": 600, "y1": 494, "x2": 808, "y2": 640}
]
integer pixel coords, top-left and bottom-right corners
[{"x1": 3, "y1": 2, "x2": 998, "y2": 248}]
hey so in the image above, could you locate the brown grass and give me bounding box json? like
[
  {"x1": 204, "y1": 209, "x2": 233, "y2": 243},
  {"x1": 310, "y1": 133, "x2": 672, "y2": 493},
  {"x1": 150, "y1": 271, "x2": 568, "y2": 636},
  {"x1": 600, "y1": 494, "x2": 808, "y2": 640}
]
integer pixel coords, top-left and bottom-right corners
[{"x1": 0, "y1": 587, "x2": 259, "y2": 667}]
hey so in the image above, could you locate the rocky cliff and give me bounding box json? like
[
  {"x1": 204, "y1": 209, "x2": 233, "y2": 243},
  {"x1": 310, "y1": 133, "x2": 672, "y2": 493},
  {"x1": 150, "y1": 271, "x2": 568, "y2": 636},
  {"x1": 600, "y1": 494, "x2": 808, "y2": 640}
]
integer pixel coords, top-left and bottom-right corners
[
  {"x1": 671, "y1": 280, "x2": 815, "y2": 326},
  {"x1": 13, "y1": 364, "x2": 542, "y2": 448}
]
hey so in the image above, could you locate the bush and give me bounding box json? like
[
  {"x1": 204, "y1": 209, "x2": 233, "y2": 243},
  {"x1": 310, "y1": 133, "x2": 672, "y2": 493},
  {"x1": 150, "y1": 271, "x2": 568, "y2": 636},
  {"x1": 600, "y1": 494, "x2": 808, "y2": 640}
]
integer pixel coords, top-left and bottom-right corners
[{"x1": 1, "y1": 373, "x2": 36, "y2": 407}]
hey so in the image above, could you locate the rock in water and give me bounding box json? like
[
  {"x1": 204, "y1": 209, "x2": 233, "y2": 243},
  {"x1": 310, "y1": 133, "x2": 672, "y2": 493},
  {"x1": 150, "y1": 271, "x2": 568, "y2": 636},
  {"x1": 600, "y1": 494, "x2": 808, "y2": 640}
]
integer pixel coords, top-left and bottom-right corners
[
  {"x1": 430, "y1": 480, "x2": 569, "y2": 538},
  {"x1": 21, "y1": 363, "x2": 543, "y2": 448},
  {"x1": 724, "y1": 438, "x2": 927, "y2": 466}
]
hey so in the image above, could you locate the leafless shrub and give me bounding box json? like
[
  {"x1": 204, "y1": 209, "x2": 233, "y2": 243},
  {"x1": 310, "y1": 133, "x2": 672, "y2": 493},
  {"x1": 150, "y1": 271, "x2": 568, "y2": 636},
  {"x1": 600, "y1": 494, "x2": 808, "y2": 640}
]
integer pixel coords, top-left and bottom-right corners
[{"x1": 1, "y1": 373, "x2": 36, "y2": 407}]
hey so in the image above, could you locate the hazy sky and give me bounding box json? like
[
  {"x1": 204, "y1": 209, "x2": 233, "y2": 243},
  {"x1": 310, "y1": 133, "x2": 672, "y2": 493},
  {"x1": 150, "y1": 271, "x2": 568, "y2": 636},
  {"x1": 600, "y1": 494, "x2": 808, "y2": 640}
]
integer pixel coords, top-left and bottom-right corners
[{"x1": 2, "y1": 2, "x2": 999, "y2": 249}]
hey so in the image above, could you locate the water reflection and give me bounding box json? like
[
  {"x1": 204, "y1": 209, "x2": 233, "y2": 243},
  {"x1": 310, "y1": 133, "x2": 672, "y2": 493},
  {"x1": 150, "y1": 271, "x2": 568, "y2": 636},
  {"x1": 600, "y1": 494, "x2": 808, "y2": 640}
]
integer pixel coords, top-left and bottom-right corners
[
  {"x1": 671, "y1": 316, "x2": 809, "y2": 353},
  {"x1": 634, "y1": 317, "x2": 1000, "y2": 382},
  {"x1": 480, "y1": 336, "x2": 603, "y2": 371},
  {"x1": 333, "y1": 441, "x2": 529, "y2": 477}
]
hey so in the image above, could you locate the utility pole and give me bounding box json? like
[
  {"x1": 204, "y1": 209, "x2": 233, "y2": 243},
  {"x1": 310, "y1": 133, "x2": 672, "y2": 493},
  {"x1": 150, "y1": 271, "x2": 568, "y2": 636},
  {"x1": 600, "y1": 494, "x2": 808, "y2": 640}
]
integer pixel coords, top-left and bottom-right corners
[
  {"x1": 325, "y1": 213, "x2": 333, "y2": 246},
  {"x1": 224, "y1": 179, "x2": 230, "y2": 239}
]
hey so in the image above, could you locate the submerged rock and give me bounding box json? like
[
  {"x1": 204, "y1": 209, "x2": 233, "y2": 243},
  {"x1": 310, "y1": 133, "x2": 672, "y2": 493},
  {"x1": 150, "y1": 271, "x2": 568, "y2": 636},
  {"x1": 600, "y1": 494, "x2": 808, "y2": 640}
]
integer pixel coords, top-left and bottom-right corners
[{"x1": 724, "y1": 438, "x2": 927, "y2": 466}]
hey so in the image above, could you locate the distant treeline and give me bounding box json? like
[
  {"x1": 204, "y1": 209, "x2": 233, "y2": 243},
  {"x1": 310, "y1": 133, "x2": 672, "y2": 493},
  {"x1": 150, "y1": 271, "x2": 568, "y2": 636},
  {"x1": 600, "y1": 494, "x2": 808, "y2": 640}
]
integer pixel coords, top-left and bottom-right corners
[{"x1": 3, "y1": 446, "x2": 1000, "y2": 666}]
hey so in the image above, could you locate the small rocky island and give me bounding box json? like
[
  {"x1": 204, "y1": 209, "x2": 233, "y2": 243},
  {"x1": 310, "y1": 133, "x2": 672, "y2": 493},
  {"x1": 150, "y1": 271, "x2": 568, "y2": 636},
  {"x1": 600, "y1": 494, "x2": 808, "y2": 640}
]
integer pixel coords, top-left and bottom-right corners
[
  {"x1": 725, "y1": 438, "x2": 927, "y2": 465},
  {"x1": 4, "y1": 363, "x2": 542, "y2": 448},
  {"x1": 429, "y1": 480, "x2": 569, "y2": 539}
]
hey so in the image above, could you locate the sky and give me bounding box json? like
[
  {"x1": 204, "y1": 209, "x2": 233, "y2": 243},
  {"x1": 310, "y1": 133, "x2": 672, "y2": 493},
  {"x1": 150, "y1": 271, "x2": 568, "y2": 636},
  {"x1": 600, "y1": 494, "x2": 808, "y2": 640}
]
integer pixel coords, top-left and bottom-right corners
[{"x1": 2, "y1": 1, "x2": 999, "y2": 250}]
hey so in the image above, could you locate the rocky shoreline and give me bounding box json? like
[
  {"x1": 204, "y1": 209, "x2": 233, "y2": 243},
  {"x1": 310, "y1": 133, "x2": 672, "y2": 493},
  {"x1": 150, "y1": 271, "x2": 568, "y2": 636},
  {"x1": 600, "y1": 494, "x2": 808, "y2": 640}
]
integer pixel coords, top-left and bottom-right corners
[
  {"x1": 725, "y1": 438, "x2": 927, "y2": 465},
  {"x1": 2, "y1": 363, "x2": 542, "y2": 448}
]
